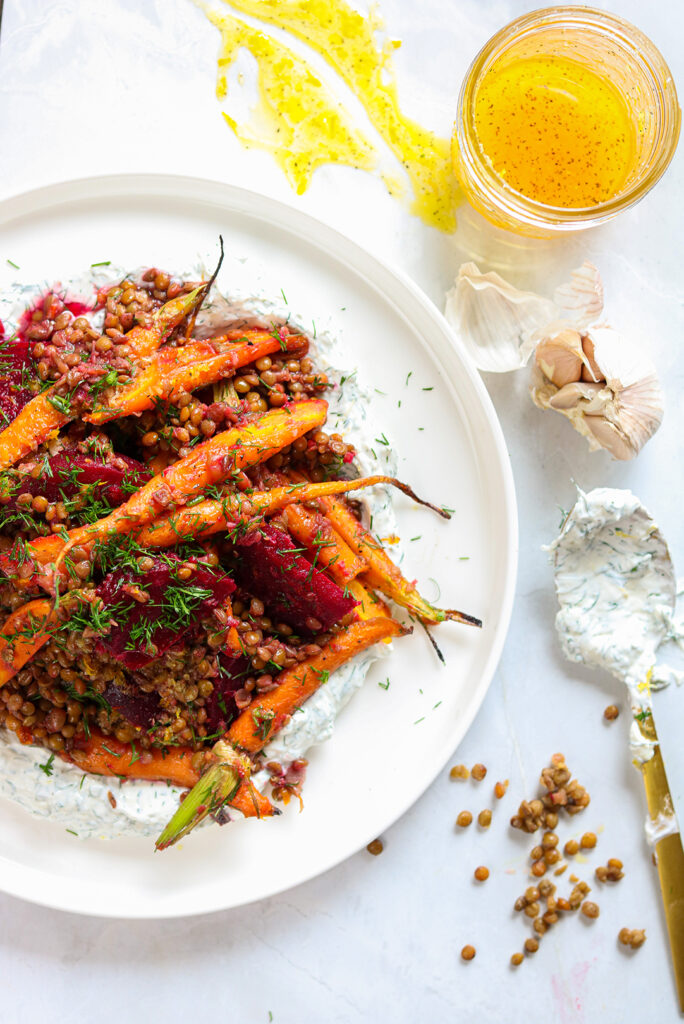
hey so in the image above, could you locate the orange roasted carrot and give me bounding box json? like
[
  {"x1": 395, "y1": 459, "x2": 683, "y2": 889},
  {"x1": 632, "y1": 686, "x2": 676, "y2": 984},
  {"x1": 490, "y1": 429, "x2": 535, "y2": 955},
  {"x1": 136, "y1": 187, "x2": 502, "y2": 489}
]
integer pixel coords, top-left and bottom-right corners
[
  {"x1": 0, "y1": 286, "x2": 211, "y2": 472},
  {"x1": 3, "y1": 471, "x2": 437, "y2": 592},
  {"x1": 156, "y1": 616, "x2": 404, "y2": 849},
  {"x1": 65, "y1": 732, "x2": 274, "y2": 818},
  {"x1": 0, "y1": 395, "x2": 69, "y2": 472},
  {"x1": 27, "y1": 400, "x2": 328, "y2": 583},
  {"x1": 0, "y1": 598, "x2": 56, "y2": 685},
  {"x1": 85, "y1": 329, "x2": 305, "y2": 424},
  {"x1": 123, "y1": 282, "x2": 210, "y2": 360},
  {"x1": 135, "y1": 474, "x2": 440, "y2": 550},
  {"x1": 280, "y1": 502, "x2": 366, "y2": 584},
  {"x1": 345, "y1": 578, "x2": 392, "y2": 622},
  {"x1": 228, "y1": 616, "x2": 405, "y2": 755},
  {"x1": 317, "y1": 494, "x2": 482, "y2": 628}
]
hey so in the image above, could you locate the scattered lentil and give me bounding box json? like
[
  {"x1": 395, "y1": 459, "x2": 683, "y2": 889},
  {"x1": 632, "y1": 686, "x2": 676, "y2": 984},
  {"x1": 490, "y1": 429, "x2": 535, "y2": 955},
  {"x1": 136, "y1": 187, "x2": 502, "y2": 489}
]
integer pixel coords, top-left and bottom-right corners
[
  {"x1": 604, "y1": 704, "x2": 619, "y2": 721},
  {"x1": 471, "y1": 763, "x2": 487, "y2": 781},
  {"x1": 474, "y1": 866, "x2": 489, "y2": 882},
  {"x1": 618, "y1": 927, "x2": 646, "y2": 949},
  {"x1": 456, "y1": 811, "x2": 473, "y2": 828},
  {"x1": 461, "y1": 945, "x2": 476, "y2": 962},
  {"x1": 366, "y1": 838, "x2": 383, "y2": 856},
  {"x1": 450, "y1": 764, "x2": 469, "y2": 780}
]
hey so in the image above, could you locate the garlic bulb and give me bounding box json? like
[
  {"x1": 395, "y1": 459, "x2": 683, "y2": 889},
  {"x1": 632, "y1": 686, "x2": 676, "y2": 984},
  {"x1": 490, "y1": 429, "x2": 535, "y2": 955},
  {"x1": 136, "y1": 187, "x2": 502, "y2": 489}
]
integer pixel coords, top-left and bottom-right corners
[
  {"x1": 445, "y1": 258, "x2": 663, "y2": 460},
  {"x1": 531, "y1": 326, "x2": 664, "y2": 460}
]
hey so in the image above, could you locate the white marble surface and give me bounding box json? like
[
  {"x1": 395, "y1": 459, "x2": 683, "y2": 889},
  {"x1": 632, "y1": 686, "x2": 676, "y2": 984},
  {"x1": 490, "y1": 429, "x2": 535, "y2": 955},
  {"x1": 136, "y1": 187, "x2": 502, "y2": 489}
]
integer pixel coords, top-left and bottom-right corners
[{"x1": 0, "y1": 0, "x2": 682, "y2": 1020}]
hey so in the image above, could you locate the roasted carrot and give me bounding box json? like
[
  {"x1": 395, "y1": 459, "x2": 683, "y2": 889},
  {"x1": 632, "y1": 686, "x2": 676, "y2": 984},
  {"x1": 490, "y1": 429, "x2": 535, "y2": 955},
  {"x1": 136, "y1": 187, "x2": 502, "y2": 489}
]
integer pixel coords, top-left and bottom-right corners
[
  {"x1": 345, "y1": 578, "x2": 392, "y2": 622},
  {"x1": 229, "y1": 616, "x2": 405, "y2": 755},
  {"x1": 123, "y1": 282, "x2": 210, "y2": 359},
  {"x1": 135, "y1": 474, "x2": 441, "y2": 550},
  {"x1": 65, "y1": 732, "x2": 274, "y2": 819},
  {"x1": 317, "y1": 495, "x2": 482, "y2": 628},
  {"x1": 0, "y1": 598, "x2": 55, "y2": 685},
  {"x1": 155, "y1": 616, "x2": 403, "y2": 849},
  {"x1": 29, "y1": 400, "x2": 328, "y2": 582},
  {"x1": 0, "y1": 395, "x2": 70, "y2": 472},
  {"x1": 2, "y1": 471, "x2": 439, "y2": 592},
  {"x1": 85, "y1": 329, "x2": 305, "y2": 424},
  {"x1": 280, "y1": 504, "x2": 365, "y2": 584},
  {"x1": 0, "y1": 286, "x2": 211, "y2": 472},
  {"x1": 67, "y1": 732, "x2": 199, "y2": 788}
]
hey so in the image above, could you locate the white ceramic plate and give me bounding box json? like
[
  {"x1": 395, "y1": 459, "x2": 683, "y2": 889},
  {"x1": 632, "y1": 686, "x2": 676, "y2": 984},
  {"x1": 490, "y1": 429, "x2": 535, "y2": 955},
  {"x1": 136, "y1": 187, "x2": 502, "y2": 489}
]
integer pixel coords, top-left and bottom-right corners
[{"x1": 0, "y1": 175, "x2": 517, "y2": 918}]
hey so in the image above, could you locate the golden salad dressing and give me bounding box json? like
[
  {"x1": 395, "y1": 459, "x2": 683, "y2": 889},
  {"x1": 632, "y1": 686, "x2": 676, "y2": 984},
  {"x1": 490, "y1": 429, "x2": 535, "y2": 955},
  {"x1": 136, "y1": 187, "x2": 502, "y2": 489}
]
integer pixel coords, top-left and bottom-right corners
[
  {"x1": 472, "y1": 55, "x2": 636, "y2": 207},
  {"x1": 205, "y1": 8, "x2": 377, "y2": 193},
  {"x1": 200, "y1": 0, "x2": 460, "y2": 231}
]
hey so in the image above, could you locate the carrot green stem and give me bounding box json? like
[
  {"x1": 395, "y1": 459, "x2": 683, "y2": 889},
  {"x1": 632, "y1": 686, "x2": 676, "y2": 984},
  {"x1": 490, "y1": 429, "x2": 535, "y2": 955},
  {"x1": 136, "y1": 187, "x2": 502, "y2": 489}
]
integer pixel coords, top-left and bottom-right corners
[{"x1": 155, "y1": 762, "x2": 241, "y2": 851}]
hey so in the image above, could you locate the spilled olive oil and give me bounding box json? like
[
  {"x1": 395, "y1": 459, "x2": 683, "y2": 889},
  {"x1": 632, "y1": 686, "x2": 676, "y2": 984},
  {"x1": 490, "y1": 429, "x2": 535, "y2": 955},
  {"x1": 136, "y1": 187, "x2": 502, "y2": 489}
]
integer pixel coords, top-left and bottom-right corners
[
  {"x1": 472, "y1": 55, "x2": 636, "y2": 208},
  {"x1": 201, "y1": 0, "x2": 461, "y2": 231},
  {"x1": 206, "y1": 8, "x2": 377, "y2": 193}
]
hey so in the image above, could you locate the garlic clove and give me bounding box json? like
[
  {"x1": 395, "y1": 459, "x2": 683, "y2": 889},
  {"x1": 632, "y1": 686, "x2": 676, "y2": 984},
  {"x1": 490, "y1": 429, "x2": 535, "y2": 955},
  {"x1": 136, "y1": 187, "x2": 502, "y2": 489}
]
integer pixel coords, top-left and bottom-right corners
[
  {"x1": 583, "y1": 416, "x2": 636, "y2": 460},
  {"x1": 553, "y1": 262, "x2": 604, "y2": 328},
  {"x1": 580, "y1": 334, "x2": 603, "y2": 383},
  {"x1": 530, "y1": 324, "x2": 664, "y2": 459},
  {"x1": 548, "y1": 381, "x2": 607, "y2": 413},
  {"x1": 535, "y1": 329, "x2": 584, "y2": 387},
  {"x1": 444, "y1": 262, "x2": 557, "y2": 373}
]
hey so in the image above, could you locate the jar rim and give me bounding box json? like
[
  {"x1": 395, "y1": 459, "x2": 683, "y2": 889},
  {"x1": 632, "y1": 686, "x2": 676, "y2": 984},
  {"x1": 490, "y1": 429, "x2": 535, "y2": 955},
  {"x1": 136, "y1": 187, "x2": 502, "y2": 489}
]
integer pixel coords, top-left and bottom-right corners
[{"x1": 455, "y1": 5, "x2": 681, "y2": 231}]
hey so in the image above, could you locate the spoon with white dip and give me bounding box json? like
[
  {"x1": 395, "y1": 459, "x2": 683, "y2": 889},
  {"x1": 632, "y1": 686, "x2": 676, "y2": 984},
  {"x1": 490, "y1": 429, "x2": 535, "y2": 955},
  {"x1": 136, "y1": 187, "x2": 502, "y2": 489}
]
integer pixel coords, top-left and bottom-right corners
[{"x1": 549, "y1": 487, "x2": 684, "y2": 1010}]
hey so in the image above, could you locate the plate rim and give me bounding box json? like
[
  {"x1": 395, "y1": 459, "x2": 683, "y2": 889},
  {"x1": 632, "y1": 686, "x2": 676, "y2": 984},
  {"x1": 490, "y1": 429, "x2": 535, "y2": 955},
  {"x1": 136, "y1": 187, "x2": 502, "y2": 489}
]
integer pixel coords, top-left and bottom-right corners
[{"x1": 0, "y1": 173, "x2": 518, "y2": 918}]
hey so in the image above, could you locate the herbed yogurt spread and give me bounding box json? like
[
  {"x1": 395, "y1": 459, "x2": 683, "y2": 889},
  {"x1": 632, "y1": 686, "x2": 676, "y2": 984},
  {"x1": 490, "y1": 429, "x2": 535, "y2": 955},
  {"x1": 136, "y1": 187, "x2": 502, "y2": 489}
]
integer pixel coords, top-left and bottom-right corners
[
  {"x1": 549, "y1": 486, "x2": 682, "y2": 838},
  {"x1": 0, "y1": 265, "x2": 401, "y2": 840}
]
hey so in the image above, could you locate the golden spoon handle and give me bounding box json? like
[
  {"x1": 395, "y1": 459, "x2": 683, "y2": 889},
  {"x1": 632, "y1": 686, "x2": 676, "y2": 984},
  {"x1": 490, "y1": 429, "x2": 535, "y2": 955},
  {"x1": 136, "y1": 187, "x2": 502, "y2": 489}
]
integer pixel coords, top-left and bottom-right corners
[{"x1": 641, "y1": 744, "x2": 684, "y2": 1012}]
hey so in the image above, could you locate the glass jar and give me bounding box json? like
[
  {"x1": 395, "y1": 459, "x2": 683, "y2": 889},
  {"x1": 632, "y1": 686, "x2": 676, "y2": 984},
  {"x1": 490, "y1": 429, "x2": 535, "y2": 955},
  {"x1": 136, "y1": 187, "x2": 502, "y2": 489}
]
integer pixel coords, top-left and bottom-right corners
[{"x1": 453, "y1": 7, "x2": 680, "y2": 236}]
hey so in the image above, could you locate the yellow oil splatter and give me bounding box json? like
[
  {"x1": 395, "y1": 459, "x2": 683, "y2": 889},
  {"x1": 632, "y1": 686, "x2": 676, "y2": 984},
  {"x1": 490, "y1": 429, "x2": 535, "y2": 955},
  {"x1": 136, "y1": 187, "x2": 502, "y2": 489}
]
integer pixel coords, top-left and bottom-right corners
[
  {"x1": 200, "y1": 0, "x2": 460, "y2": 231},
  {"x1": 204, "y1": 7, "x2": 378, "y2": 193}
]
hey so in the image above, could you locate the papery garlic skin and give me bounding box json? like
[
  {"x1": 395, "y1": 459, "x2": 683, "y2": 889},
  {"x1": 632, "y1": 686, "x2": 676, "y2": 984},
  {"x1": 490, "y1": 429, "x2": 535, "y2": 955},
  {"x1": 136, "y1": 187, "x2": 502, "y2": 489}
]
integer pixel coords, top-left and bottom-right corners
[
  {"x1": 444, "y1": 260, "x2": 603, "y2": 373},
  {"x1": 444, "y1": 262, "x2": 557, "y2": 372},
  {"x1": 531, "y1": 325, "x2": 664, "y2": 460}
]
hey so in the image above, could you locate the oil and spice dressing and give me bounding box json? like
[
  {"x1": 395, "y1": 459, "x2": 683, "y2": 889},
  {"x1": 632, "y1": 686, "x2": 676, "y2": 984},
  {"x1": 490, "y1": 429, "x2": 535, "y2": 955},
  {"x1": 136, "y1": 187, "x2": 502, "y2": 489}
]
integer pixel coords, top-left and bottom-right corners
[
  {"x1": 206, "y1": 8, "x2": 378, "y2": 194},
  {"x1": 201, "y1": 0, "x2": 460, "y2": 230},
  {"x1": 472, "y1": 55, "x2": 636, "y2": 207}
]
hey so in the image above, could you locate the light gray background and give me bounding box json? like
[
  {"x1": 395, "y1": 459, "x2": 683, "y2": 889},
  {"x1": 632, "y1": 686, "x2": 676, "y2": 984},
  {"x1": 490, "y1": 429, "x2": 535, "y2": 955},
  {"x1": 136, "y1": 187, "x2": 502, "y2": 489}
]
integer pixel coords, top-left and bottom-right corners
[{"x1": 0, "y1": 1, "x2": 682, "y2": 1021}]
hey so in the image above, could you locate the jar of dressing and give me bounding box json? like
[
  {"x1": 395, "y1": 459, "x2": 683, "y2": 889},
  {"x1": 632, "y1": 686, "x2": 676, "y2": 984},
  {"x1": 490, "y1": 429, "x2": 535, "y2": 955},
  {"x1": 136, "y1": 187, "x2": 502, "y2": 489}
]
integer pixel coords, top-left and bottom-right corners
[{"x1": 453, "y1": 6, "x2": 680, "y2": 236}]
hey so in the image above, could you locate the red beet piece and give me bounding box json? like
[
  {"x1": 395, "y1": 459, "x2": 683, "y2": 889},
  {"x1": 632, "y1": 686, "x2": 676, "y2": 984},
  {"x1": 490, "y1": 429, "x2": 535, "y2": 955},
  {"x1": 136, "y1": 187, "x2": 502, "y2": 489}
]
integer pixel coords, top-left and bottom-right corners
[
  {"x1": 4, "y1": 447, "x2": 150, "y2": 511},
  {"x1": 204, "y1": 653, "x2": 252, "y2": 733},
  {"x1": 236, "y1": 524, "x2": 357, "y2": 633},
  {"x1": 96, "y1": 555, "x2": 235, "y2": 670},
  {"x1": 0, "y1": 333, "x2": 32, "y2": 424},
  {"x1": 102, "y1": 679, "x2": 161, "y2": 730}
]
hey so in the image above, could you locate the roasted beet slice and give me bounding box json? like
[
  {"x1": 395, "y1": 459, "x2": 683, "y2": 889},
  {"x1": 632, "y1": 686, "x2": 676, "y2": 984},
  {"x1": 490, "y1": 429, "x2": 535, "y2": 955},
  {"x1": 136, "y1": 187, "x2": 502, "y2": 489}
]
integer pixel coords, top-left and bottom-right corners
[
  {"x1": 102, "y1": 679, "x2": 161, "y2": 730},
  {"x1": 96, "y1": 556, "x2": 235, "y2": 670},
  {"x1": 0, "y1": 333, "x2": 32, "y2": 423},
  {"x1": 204, "y1": 653, "x2": 252, "y2": 733},
  {"x1": 3, "y1": 447, "x2": 150, "y2": 512},
  {"x1": 235, "y1": 524, "x2": 357, "y2": 633}
]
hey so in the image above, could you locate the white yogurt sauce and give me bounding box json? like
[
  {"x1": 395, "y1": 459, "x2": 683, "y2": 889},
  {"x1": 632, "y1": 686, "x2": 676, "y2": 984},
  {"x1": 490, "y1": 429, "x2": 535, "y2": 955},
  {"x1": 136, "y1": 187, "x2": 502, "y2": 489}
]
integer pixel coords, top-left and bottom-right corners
[
  {"x1": 549, "y1": 487, "x2": 680, "y2": 840},
  {"x1": 0, "y1": 267, "x2": 401, "y2": 839}
]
